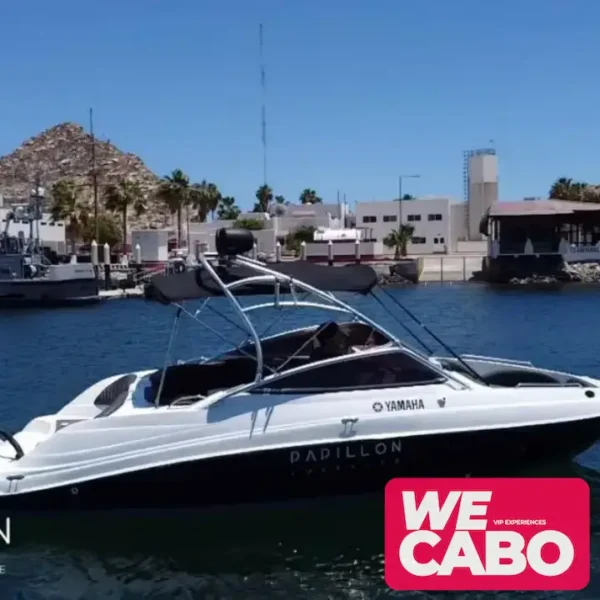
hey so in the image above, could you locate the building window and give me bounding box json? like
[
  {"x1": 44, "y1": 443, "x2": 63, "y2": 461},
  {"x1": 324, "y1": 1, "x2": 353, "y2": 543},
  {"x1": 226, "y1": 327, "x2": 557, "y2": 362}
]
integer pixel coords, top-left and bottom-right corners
[
  {"x1": 251, "y1": 351, "x2": 445, "y2": 394},
  {"x1": 362, "y1": 215, "x2": 377, "y2": 223},
  {"x1": 428, "y1": 214, "x2": 442, "y2": 221},
  {"x1": 434, "y1": 237, "x2": 445, "y2": 245},
  {"x1": 407, "y1": 214, "x2": 421, "y2": 222},
  {"x1": 412, "y1": 237, "x2": 426, "y2": 244},
  {"x1": 383, "y1": 215, "x2": 397, "y2": 223}
]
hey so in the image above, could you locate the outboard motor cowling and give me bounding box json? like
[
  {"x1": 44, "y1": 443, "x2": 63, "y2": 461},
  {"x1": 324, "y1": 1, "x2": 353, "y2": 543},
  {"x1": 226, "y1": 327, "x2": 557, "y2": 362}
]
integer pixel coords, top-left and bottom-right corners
[{"x1": 215, "y1": 228, "x2": 255, "y2": 256}]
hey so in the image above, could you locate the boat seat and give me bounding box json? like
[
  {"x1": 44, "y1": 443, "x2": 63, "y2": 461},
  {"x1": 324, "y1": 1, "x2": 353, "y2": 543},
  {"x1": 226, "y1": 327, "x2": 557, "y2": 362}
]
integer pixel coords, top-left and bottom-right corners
[
  {"x1": 483, "y1": 369, "x2": 561, "y2": 387},
  {"x1": 94, "y1": 374, "x2": 137, "y2": 418},
  {"x1": 146, "y1": 356, "x2": 260, "y2": 405},
  {"x1": 310, "y1": 321, "x2": 353, "y2": 361}
]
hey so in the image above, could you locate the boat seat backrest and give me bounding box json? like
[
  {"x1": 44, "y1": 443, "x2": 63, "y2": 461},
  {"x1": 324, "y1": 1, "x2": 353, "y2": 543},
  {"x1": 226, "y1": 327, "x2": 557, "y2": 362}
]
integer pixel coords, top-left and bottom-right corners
[
  {"x1": 94, "y1": 374, "x2": 137, "y2": 408},
  {"x1": 148, "y1": 357, "x2": 259, "y2": 405},
  {"x1": 483, "y1": 368, "x2": 560, "y2": 387}
]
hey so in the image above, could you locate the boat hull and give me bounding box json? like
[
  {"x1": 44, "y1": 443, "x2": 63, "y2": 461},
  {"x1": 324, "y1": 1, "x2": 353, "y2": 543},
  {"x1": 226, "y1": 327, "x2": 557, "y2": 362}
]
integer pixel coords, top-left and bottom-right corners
[
  {"x1": 0, "y1": 416, "x2": 598, "y2": 511},
  {"x1": 0, "y1": 278, "x2": 100, "y2": 308}
]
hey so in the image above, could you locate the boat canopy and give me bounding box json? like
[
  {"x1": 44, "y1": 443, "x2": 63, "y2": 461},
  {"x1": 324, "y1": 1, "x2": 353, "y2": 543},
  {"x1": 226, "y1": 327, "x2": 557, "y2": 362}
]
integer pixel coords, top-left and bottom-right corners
[{"x1": 145, "y1": 261, "x2": 379, "y2": 304}]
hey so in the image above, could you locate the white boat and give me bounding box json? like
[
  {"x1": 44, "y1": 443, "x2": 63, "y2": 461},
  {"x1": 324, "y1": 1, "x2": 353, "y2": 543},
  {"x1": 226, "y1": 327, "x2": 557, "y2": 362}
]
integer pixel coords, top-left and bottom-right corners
[{"x1": 0, "y1": 228, "x2": 599, "y2": 510}]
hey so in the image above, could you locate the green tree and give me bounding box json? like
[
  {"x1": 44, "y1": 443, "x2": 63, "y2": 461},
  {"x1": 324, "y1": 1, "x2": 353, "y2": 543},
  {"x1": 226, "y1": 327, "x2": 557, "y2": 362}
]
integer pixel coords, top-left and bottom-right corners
[
  {"x1": 234, "y1": 218, "x2": 264, "y2": 230},
  {"x1": 549, "y1": 178, "x2": 589, "y2": 201},
  {"x1": 155, "y1": 169, "x2": 190, "y2": 247},
  {"x1": 285, "y1": 225, "x2": 315, "y2": 253},
  {"x1": 82, "y1": 214, "x2": 121, "y2": 248},
  {"x1": 299, "y1": 188, "x2": 322, "y2": 204},
  {"x1": 583, "y1": 188, "x2": 600, "y2": 203},
  {"x1": 395, "y1": 194, "x2": 415, "y2": 201},
  {"x1": 383, "y1": 224, "x2": 415, "y2": 259},
  {"x1": 253, "y1": 184, "x2": 273, "y2": 212},
  {"x1": 49, "y1": 179, "x2": 88, "y2": 253},
  {"x1": 217, "y1": 196, "x2": 240, "y2": 220},
  {"x1": 103, "y1": 179, "x2": 146, "y2": 254}
]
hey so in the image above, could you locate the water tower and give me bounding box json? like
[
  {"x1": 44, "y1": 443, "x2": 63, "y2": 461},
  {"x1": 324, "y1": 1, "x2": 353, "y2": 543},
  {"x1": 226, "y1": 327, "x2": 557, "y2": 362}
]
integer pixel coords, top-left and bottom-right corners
[{"x1": 463, "y1": 148, "x2": 498, "y2": 240}]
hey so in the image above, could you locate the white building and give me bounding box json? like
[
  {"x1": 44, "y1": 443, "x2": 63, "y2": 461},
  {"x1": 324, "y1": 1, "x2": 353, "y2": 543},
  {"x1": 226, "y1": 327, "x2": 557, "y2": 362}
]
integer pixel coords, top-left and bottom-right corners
[
  {"x1": 130, "y1": 229, "x2": 170, "y2": 263},
  {"x1": 355, "y1": 197, "x2": 457, "y2": 255},
  {"x1": 145, "y1": 202, "x2": 351, "y2": 257},
  {"x1": 0, "y1": 207, "x2": 67, "y2": 253}
]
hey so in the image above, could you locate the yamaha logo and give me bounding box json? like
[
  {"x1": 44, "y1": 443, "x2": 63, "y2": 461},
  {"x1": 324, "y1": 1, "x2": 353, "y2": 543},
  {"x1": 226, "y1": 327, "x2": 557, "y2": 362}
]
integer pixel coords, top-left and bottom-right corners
[{"x1": 373, "y1": 402, "x2": 383, "y2": 412}]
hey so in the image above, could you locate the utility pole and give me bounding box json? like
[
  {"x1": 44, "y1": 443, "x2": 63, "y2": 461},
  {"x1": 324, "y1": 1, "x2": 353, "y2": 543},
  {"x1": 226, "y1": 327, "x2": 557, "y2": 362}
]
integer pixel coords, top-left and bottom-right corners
[
  {"x1": 89, "y1": 108, "x2": 99, "y2": 241},
  {"x1": 398, "y1": 174, "x2": 420, "y2": 227}
]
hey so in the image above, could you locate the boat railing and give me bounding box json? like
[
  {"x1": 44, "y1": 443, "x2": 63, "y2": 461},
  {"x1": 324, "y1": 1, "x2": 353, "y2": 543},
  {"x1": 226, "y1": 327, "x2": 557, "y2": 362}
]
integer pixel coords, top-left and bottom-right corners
[
  {"x1": 460, "y1": 354, "x2": 534, "y2": 367},
  {"x1": 515, "y1": 382, "x2": 584, "y2": 388},
  {"x1": 0, "y1": 430, "x2": 24, "y2": 459}
]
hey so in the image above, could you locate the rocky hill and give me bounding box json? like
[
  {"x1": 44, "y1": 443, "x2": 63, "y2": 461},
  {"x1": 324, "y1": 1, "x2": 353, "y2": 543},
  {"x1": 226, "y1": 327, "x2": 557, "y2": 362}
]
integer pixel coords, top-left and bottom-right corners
[{"x1": 0, "y1": 122, "x2": 170, "y2": 228}]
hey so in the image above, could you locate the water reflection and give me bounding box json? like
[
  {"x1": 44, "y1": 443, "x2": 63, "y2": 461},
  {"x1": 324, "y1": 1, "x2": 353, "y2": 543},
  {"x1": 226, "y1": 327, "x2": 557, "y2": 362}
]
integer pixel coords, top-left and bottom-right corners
[{"x1": 0, "y1": 455, "x2": 597, "y2": 599}]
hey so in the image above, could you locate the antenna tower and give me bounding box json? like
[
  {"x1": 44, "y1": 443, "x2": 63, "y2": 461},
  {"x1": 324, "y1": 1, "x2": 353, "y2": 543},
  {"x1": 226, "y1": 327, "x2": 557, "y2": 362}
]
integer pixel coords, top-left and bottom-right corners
[
  {"x1": 89, "y1": 108, "x2": 99, "y2": 241},
  {"x1": 260, "y1": 24, "x2": 267, "y2": 185}
]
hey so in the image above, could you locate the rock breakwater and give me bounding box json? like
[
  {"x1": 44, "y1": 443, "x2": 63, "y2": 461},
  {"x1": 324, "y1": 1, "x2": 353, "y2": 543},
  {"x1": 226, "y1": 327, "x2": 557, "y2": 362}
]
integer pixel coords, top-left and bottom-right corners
[
  {"x1": 562, "y1": 262, "x2": 600, "y2": 283},
  {"x1": 508, "y1": 262, "x2": 600, "y2": 284}
]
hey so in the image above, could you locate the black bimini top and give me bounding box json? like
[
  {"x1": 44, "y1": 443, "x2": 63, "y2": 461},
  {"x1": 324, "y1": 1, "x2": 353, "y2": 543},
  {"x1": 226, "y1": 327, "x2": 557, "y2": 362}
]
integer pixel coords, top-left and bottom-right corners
[{"x1": 145, "y1": 261, "x2": 379, "y2": 305}]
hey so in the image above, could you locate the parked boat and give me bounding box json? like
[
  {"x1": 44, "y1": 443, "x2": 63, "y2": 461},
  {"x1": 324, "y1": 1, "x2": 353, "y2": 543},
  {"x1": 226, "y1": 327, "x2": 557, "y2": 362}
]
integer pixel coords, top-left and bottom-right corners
[
  {"x1": 0, "y1": 204, "x2": 99, "y2": 307},
  {"x1": 0, "y1": 228, "x2": 599, "y2": 510}
]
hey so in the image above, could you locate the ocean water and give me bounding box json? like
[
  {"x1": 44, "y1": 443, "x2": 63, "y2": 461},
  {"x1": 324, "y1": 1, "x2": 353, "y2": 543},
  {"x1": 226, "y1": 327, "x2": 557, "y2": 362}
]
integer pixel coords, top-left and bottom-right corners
[{"x1": 1, "y1": 283, "x2": 600, "y2": 599}]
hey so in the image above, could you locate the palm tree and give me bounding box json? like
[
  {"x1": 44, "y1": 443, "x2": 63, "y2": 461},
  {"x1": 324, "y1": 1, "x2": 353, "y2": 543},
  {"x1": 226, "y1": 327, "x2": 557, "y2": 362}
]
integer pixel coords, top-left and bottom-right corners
[
  {"x1": 271, "y1": 195, "x2": 287, "y2": 216},
  {"x1": 155, "y1": 169, "x2": 190, "y2": 247},
  {"x1": 103, "y1": 179, "x2": 146, "y2": 254},
  {"x1": 549, "y1": 178, "x2": 589, "y2": 201},
  {"x1": 49, "y1": 179, "x2": 88, "y2": 254},
  {"x1": 254, "y1": 184, "x2": 273, "y2": 212},
  {"x1": 188, "y1": 183, "x2": 209, "y2": 223},
  {"x1": 217, "y1": 196, "x2": 241, "y2": 220},
  {"x1": 383, "y1": 224, "x2": 415, "y2": 259},
  {"x1": 549, "y1": 177, "x2": 573, "y2": 199},
  {"x1": 204, "y1": 181, "x2": 222, "y2": 220},
  {"x1": 299, "y1": 188, "x2": 322, "y2": 204},
  {"x1": 189, "y1": 180, "x2": 221, "y2": 222}
]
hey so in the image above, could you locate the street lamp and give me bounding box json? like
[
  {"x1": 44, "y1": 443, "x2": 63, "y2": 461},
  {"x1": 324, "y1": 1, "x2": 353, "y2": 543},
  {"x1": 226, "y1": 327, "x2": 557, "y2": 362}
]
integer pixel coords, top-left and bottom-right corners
[{"x1": 398, "y1": 174, "x2": 420, "y2": 227}]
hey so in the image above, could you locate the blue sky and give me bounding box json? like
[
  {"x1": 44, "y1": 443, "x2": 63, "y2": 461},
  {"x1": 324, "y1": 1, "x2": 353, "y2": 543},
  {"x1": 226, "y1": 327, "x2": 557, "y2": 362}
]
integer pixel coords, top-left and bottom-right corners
[{"x1": 0, "y1": 1, "x2": 598, "y2": 210}]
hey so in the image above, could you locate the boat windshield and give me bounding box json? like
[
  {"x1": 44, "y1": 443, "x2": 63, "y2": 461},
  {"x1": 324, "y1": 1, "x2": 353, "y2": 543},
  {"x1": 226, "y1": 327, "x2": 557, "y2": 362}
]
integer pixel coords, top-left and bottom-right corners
[{"x1": 142, "y1": 228, "x2": 488, "y2": 405}]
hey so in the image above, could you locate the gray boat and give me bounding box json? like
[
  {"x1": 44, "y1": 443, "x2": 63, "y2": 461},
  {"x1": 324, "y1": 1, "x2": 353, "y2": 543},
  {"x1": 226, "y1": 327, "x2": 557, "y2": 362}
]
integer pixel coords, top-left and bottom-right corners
[{"x1": 0, "y1": 204, "x2": 99, "y2": 308}]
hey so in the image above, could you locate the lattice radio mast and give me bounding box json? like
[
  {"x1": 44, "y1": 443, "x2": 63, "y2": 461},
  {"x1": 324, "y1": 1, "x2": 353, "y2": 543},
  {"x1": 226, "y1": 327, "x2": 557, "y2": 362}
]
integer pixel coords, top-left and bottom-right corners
[
  {"x1": 260, "y1": 23, "x2": 267, "y2": 185},
  {"x1": 89, "y1": 107, "x2": 99, "y2": 241}
]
